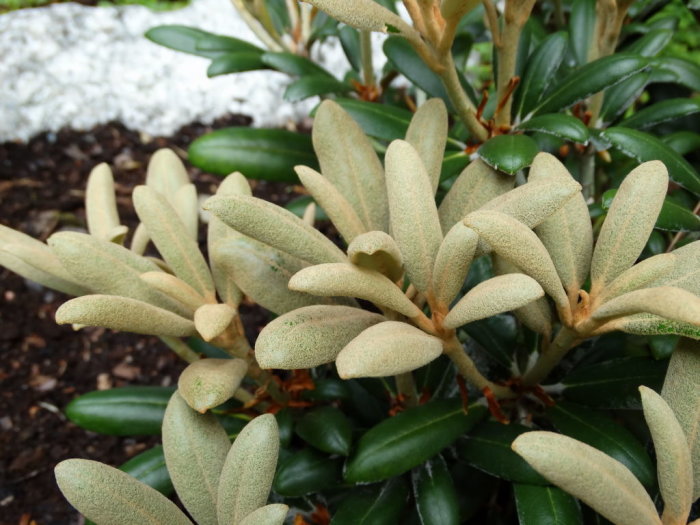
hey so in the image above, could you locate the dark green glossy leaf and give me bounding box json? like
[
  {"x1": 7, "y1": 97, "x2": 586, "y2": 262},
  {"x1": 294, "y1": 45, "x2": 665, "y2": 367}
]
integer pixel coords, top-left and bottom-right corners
[
  {"x1": 514, "y1": 484, "x2": 583, "y2": 525},
  {"x1": 186, "y1": 337, "x2": 230, "y2": 359},
  {"x1": 300, "y1": 378, "x2": 352, "y2": 401},
  {"x1": 651, "y1": 56, "x2": 700, "y2": 91},
  {"x1": 413, "y1": 455, "x2": 459, "y2": 525},
  {"x1": 120, "y1": 445, "x2": 173, "y2": 496},
  {"x1": 601, "y1": 127, "x2": 700, "y2": 195},
  {"x1": 568, "y1": 0, "x2": 595, "y2": 66},
  {"x1": 331, "y1": 478, "x2": 408, "y2": 525},
  {"x1": 345, "y1": 400, "x2": 487, "y2": 483},
  {"x1": 462, "y1": 314, "x2": 517, "y2": 369},
  {"x1": 440, "y1": 151, "x2": 471, "y2": 182},
  {"x1": 275, "y1": 408, "x2": 294, "y2": 448},
  {"x1": 621, "y1": 29, "x2": 673, "y2": 57},
  {"x1": 296, "y1": 406, "x2": 353, "y2": 456},
  {"x1": 338, "y1": 25, "x2": 361, "y2": 72},
  {"x1": 515, "y1": 32, "x2": 568, "y2": 117},
  {"x1": 330, "y1": 98, "x2": 412, "y2": 141},
  {"x1": 273, "y1": 448, "x2": 342, "y2": 497},
  {"x1": 451, "y1": 463, "x2": 499, "y2": 521},
  {"x1": 532, "y1": 55, "x2": 649, "y2": 116},
  {"x1": 517, "y1": 114, "x2": 589, "y2": 143},
  {"x1": 145, "y1": 25, "x2": 224, "y2": 58},
  {"x1": 261, "y1": 51, "x2": 333, "y2": 77},
  {"x1": 284, "y1": 75, "x2": 351, "y2": 102},
  {"x1": 478, "y1": 135, "x2": 539, "y2": 175},
  {"x1": 207, "y1": 52, "x2": 268, "y2": 76},
  {"x1": 547, "y1": 402, "x2": 655, "y2": 488},
  {"x1": 65, "y1": 387, "x2": 175, "y2": 436},
  {"x1": 602, "y1": 189, "x2": 700, "y2": 232},
  {"x1": 188, "y1": 128, "x2": 316, "y2": 182},
  {"x1": 194, "y1": 33, "x2": 263, "y2": 54},
  {"x1": 619, "y1": 98, "x2": 700, "y2": 130},
  {"x1": 600, "y1": 71, "x2": 652, "y2": 123},
  {"x1": 457, "y1": 421, "x2": 548, "y2": 485},
  {"x1": 562, "y1": 357, "x2": 668, "y2": 408},
  {"x1": 648, "y1": 334, "x2": 680, "y2": 361},
  {"x1": 343, "y1": 379, "x2": 389, "y2": 425},
  {"x1": 662, "y1": 131, "x2": 700, "y2": 156}
]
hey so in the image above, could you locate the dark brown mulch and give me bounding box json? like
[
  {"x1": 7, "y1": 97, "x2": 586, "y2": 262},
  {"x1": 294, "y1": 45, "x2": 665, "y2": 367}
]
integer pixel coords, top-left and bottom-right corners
[{"x1": 0, "y1": 116, "x2": 297, "y2": 525}]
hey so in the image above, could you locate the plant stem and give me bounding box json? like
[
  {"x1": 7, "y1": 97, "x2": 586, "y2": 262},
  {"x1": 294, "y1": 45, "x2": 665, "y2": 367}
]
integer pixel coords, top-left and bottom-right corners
[
  {"x1": 230, "y1": 0, "x2": 285, "y2": 51},
  {"x1": 360, "y1": 30, "x2": 375, "y2": 87},
  {"x1": 443, "y1": 336, "x2": 512, "y2": 398},
  {"x1": 580, "y1": 145, "x2": 596, "y2": 202},
  {"x1": 521, "y1": 326, "x2": 580, "y2": 386},
  {"x1": 160, "y1": 336, "x2": 201, "y2": 363},
  {"x1": 395, "y1": 372, "x2": 419, "y2": 407},
  {"x1": 439, "y1": 55, "x2": 489, "y2": 142}
]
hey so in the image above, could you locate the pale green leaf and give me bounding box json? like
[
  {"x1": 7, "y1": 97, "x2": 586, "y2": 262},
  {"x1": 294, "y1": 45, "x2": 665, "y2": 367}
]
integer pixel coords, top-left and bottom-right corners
[
  {"x1": 205, "y1": 194, "x2": 346, "y2": 265},
  {"x1": 193, "y1": 303, "x2": 237, "y2": 342},
  {"x1": 335, "y1": 321, "x2": 443, "y2": 378},
  {"x1": 347, "y1": 230, "x2": 404, "y2": 282},
  {"x1": 256, "y1": 305, "x2": 385, "y2": 369},
  {"x1": 85, "y1": 163, "x2": 123, "y2": 242},
  {"x1": 661, "y1": 339, "x2": 700, "y2": 500},
  {"x1": 133, "y1": 186, "x2": 216, "y2": 301},
  {"x1": 444, "y1": 274, "x2": 544, "y2": 329},
  {"x1": 512, "y1": 431, "x2": 661, "y2": 525},
  {"x1": 529, "y1": 153, "x2": 592, "y2": 295},
  {"x1": 592, "y1": 286, "x2": 700, "y2": 327},
  {"x1": 438, "y1": 158, "x2": 514, "y2": 234},
  {"x1": 431, "y1": 223, "x2": 478, "y2": 309},
  {"x1": 173, "y1": 183, "x2": 199, "y2": 240},
  {"x1": 590, "y1": 161, "x2": 668, "y2": 297},
  {"x1": 238, "y1": 504, "x2": 289, "y2": 525},
  {"x1": 140, "y1": 271, "x2": 206, "y2": 313},
  {"x1": 405, "y1": 98, "x2": 448, "y2": 194},
  {"x1": 162, "y1": 392, "x2": 230, "y2": 525},
  {"x1": 55, "y1": 459, "x2": 192, "y2": 525},
  {"x1": 288, "y1": 263, "x2": 421, "y2": 318},
  {"x1": 178, "y1": 358, "x2": 248, "y2": 413},
  {"x1": 301, "y1": 0, "x2": 416, "y2": 36},
  {"x1": 56, "y1": 295, "x2": 196, "y2": 336},
  {"x1": 313, "y1": 100, "x2": 389, "y2": 231},
  {"x1": 597, "y1": 253, "x2": 677, "y2": 305},
  {"x1": 217, "y1": 414, "x2": 279, "y2": 524},
  {"x1": 639, "y1": 386, "x2": 692, "y2": 525},
  {"x1": 651, "y1": 240, "x2": 700, "y2": 295},
  {"x1": 295, "y1": 165, "x2": 367, "y2": 243},
  {"x1": 385, "y1": 140, "x2": 442, "y2": 293}
]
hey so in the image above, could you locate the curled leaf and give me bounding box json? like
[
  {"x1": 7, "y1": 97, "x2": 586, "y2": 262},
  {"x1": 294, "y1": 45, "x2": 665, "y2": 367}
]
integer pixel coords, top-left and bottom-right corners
[
  {"x1": 336, "y1": 321, "x2": 443, "y2": 378},
  {"x1": 56, "y1": 295, "x2": 196, "y2": 337},
  {"x1": 85, "y1": 163, "x2": 123, "y2": 242},
  {"x1": 432, "y1": 222, "x2": 478, "y2": 308},
  {"x1": 295, "y1": 165, "x2": 366, "y2": 243},
  {"x1": 289, "y1": 263, "x2": 420, "y2": 318},
  {"x1": 347, "y1": 231, "x2": 404, "y2": 282},
  {"x1": 194, "y1": 303, "x2": 237, "y2": 342},
  {"x1": 256, "y1": 305, "x2": 385, "y2": 369},
  {"x1": 217, "y1": 414, "x2": 280, "y2": 524},
  {"x1": 405, "y1": 99, "x2": 448, "y2": 194},
  {"x1": 444, "y1": 274, "x2": 544, "y2": 329},
  {"x1": 512, "y1": 431, "x2": 661, "y2": 525},
  {"x1": 178, "y1": 358, "x2": 248, "y2": 413}
]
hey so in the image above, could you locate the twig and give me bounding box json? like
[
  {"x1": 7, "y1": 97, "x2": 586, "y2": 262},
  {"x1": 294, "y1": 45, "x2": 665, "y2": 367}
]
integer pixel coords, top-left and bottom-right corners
[
  {"x1": 439, "y1": 54, "x2": 489, "y2": 141},
  {"x1": 521, "y1": 326, "x2": 580, "y2": 386},
  {"x1": 395, "y1": 372, "x2": 419, "y2": 407},
  {"x1": 360, "y1": 30, "x2": 375, "y2": 87},
  {"x1": 667, "y1": 200, "x2": 700, "y2": 252},
  {"x1": 443, "y1": 336, "x2": 512, "y2": 398}
]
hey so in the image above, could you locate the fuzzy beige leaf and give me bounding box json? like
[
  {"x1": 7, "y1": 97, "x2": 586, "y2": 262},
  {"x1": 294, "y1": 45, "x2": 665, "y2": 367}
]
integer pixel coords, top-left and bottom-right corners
[
  {"x1": 597, "y1": 253, "x2": 677, "y2": 305},
  {"x1": 256, "y1": 305, "x2": 385, "y2": 369},
  {"x1": 173, "y1": 183, "x2": 199, "y2": 240},
  {"x1": 140, "y1": 272, "x2": 206, "y2": 313},
  {"x1": 312, "y1": 100, "x2": 388, "y2": 231},
  {"x1": 146, "y1": 148, "x2": 190, "y2": 200},
  {"x1": 590, "y1": 161, "x2": 668, "y2": 296},
  {"x1": 592, "y1": 286, "x2": 700, "y2": 327},
  {"x1": 85, "y1": 163, "x2": 123, "y2": 242},
  {"x1": 178, "y1": 358, "x2": 248, "y2": 413},
  {"x1": 289, "y1": 263, "x2": 421, "y2": 318},
  {"x1": 217, "y1": 414, "x2": 279, "y2": 524},
  {"x1": 213, "y1": 237, "x2": 336, "y2": 316},
  {"x1": 335, "y1": 321, "x2": 443, "y2": 378},
  {"x1": 596, "y1": 314, "x2": 700, "y2": 340},
  {"x1": 438, "y1": 158, "x2": 514, "y2": 234},
  {"x1": 48, "y1": 231, "x2": 189, "y2": 316},
  {"x1": 347, "y1": 230, "x2": 404, "y2": 282},
  {"x1": 162, "y1": 392, "x2": 230, "y2": 525},
  {"x1": 194, "y1": 303, "x2": 237, "y2": 342},
  {"x1": 130, "y1": 222, "x2": 150, "y2": 255},
  {"x1": 464, "y1": 210, "x2": 569, "y2": 316},
  {"x1": 444, "y1": 274, "x2": 544, "y2": 329},
  {"x1": 55, "y1": 459, "x2": 193, "y2": 525},
  {"x1": 512, "y1": 431, "x2": 661, "y2": 525},
  {"x1": 432, "y1": 222, "x2": 478, "y2": 308},
  {"x1": 295, "y1": 165, "x2": 367, "y2": 242},
  {"x1": 301, "y1": 0, "x2": 416, "y2": 36},
  {"x1": 56, "y1": 295, "x2": 196, "y2": 336},
  {"x1": 238, "y1": 504, "x2": 289, "y2": 525},
  {"x1": 106, "y1": 225, "x2": 129, "y2": 244},
  {"x1": 662, "y1": 340, "x2": 700, "y2": 500},
  {"x1": 303, "y1": 201, "x2": 316, "y2": 226},
  {"x1": 0, "y1": 226, "x2": 89, "y2": 296},
  {"x1": 405, "y1": 99, "x2": 448, "y2": 194},
  {"x1": 528, "y1": 153, "x2": 592, "y2": 295},
  {"x1": 639, "y1": 386, "x2": 692, "y2": 525},
  {"x1": 651, "y1": 240, "x2": 700, "y2": 295},
  {"x1": 385, "y1": 140, "x2": 443, "y2": 293},
  {"x1": 133, "y1": 186, "x2": 216, "y2": 301},
  {"x1": 205, "y1": 194, "x2": 346, "y2": 265}
]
